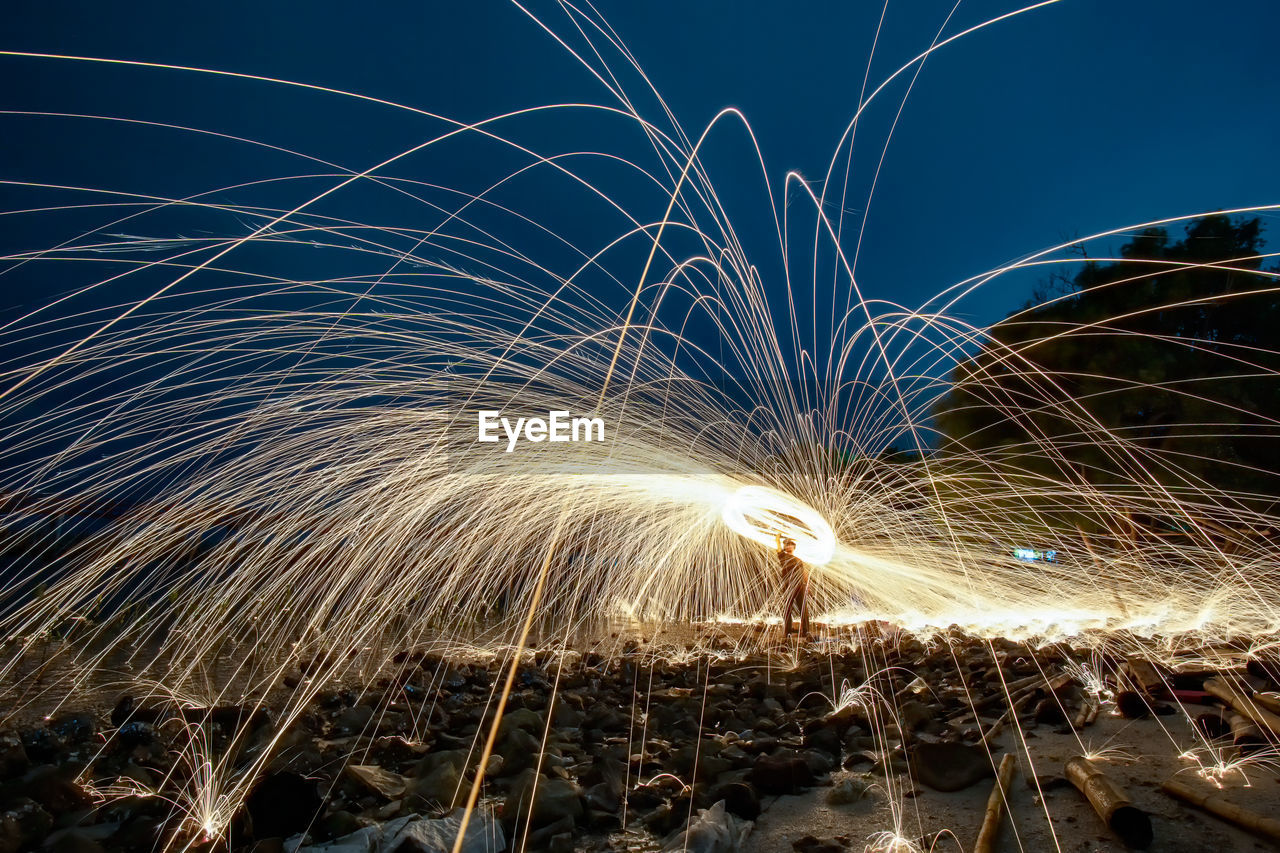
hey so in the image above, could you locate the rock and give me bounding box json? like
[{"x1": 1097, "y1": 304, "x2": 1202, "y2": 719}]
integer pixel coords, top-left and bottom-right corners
[
  {"x1": 117, "y1": 761, "x2": 157, "y2": 789},
  {"x1": 319, "y1": 810, "x2": 361, "y2": 841},
  {"x1": 497, "y1": 727, "x2": 543, "y2": 775},
  {"x1": 333, "y1": 705, "x2": 374, "y2": 735},
  {"x1": 670, "y1": 745, "x2": 731, "y2": 782},
  {"x1": 706, "y1": 781, "x2": 760, "y2": 821},
  {"x1": 801, "y1": 749, "x2": 835, "y2": 776},
  {"x1": 551, "y1": 698, "x2": 583, "y2": 730},
  {"x1": 638, "y1": 803, "x2": 675, "y2": 834},
  {"x1": 18, "y1": 730, "x2": 63, "y2": 765},
  {"x1": 583, "y1": 782, "x2": 620, "y2": 814},
  {"x1": 504, "y1": 770, "x2": 582, "y2": 828},
  {"x1": 414, "y1": 750, "x2": 468, "y2": 776},
  {"x1": 747, "y1": 752, "x2": 814, "y2": 795},
  {"x1": 344, "y1": 765, "x2": 408, "y2": 799},
  {"x1": 627, "y1": 783, "x2": 666, "y2": 811},
  {"x1": 802, "y1": 721, "x2": 841, "y2": 756},
  {"x1": 298, "y1": 810, "x2": 503, "y2": 853},
  {"x1": 660, "y1": 800, "x2": 752, "y2": 853},
  {"x1": 115, "y1": 721, "x2": 153, "y2": 749},
  {"x1": 407, "y1": 759, "x2": 463, "y2": 809},
  {"x1": 826, "y1": 776, "x2": 872, "y2": 806},
  {"x1": 909, "y1": 742, "x2": 995, "y2": 792},
  {"x1": 110, "y1": 810, "x2": 163, "y2": 852},
  {"x1": 21, "y1": 765, "x2": 92, "y2": 814},
  {"x1": 0, "y1": 798, "x2": 52, "y2": 853},
  {"x1": 46, "y1": 714, "x2": 95, "y2": 745},
  {"x1": 244, "y1": 772, "x2": 323, "y2": 840},
  {"x1": 498, "y1": 707, "x2": 543, "y2": 737},
  {"x1": 298, "y1": 818, "x2": 397, "y2": 853},
  {"x1": 738, "y1": 735, "x2": 778, "y2": 756},
  {"x1": 369, "y1": 736, "x2": 429, "y2": 766},
  {"x1": 46, "y1": 828, "x2": 106, "y2": 853},
  {"x1": 0, "y1": 732, "x2": 28, "y2": 779},
  {"x1": 897, "y1": 700, "x2": 935, "y2": 733},
  {"x1": 394, "y1": 810, "x2": 505, "y2": 853},
  {"x1": 584, "y1": 808, "x2": 619, "y2": 831},
  {"x1": 517, "y1": 669, "x2": 550, "y2": 691},
  {"x1": 578, "y1": 751, "x2": 626, "y2": 793},
  {"x1": 525, "y1": 816, "x2": 574, "y2": 849}
]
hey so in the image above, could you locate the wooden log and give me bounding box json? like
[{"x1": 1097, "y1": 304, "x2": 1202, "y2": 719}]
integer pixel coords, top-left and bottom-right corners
[
  {"x1": 1229, "y1": 712, "x2": 1266, "y2": 753},
  {"x1": 974, "y1": 753, "x2": 1017, "y2": 853},
  {"x1": 1251, "y1": 691, "x2": 1280, "y2": 715},
  {"x1": 983, "y1": 688, "x2": 1044, "y2": 745},
  {"x1": 977, "y1": 672, "x2": 1072, "y2": 744},
  {"x1": 1161, "y1": 779, "x2": 1280, "y2": 842},
  {"x1": 1203, "y1": 677, "x2": 1280, "y2": 739},
  {"x1": 946, "y1": 673, "x2": 1045, "y2": 721},
  {"x1": 1073, "y1": 700, "x2": 1098, "y2": 730},
  {"x1": 1065, "y1": 756, "x2": 1152, "y2": 848},
  {"x1": 1124, "y1": 657, "x2": 1165, "y2": 696}
]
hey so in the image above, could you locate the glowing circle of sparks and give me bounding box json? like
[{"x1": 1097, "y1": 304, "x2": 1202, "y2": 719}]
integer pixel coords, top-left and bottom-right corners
[{"x1": 720, "y1": 485, "x2": 836, "y2": 565}]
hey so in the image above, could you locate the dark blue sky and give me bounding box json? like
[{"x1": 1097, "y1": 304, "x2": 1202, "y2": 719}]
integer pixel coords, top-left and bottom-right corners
[{"x1": 2, "y1": 0, "x2": 1278, "y2": 330}]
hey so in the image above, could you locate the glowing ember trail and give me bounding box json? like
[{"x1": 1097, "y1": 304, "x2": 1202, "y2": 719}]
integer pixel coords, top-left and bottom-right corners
[
  {"x1": 0, "y1": 2, "x2": 1278, "y2": 852},
  {"x1": 720, "y1": 484, "x2": 837, "y2": 565}
]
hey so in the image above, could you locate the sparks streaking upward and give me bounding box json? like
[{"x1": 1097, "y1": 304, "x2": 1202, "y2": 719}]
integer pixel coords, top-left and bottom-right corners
[{"x1": 0, "y1": 2, "x2": 1278, "y2": 851}]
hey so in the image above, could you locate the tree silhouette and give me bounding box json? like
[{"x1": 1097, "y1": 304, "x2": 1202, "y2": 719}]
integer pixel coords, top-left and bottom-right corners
[{"x1": 933, "y1": 214, "x2": 1280, "y2": 503}]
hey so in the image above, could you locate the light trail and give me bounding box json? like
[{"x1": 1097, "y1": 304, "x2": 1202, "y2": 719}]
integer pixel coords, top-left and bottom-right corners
[{"x1": 0, "y1": 3, "x2": 1276, "y2": 852}]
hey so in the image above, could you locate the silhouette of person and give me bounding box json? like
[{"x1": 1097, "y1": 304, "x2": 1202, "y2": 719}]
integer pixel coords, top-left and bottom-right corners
[{"x1": 779, "y1": 538, "x2": 810, "y2": 637}]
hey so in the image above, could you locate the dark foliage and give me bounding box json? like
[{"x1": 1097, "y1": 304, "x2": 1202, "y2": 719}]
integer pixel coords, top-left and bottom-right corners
[{"x1": 933, "y1": 215, "x2": 1280, "y2": 499}]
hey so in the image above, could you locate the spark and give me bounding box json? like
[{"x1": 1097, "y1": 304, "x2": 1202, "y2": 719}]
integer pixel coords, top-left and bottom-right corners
[
  {"x1": 0, "y1": 3, "x2": 1276, "y2": 852},
  {"x1": 720, "y1": 484, "x2": 837, "y2": 565},
  {"x1": 1179, "y1": 745, "x2": 1280, "y2": 787}
]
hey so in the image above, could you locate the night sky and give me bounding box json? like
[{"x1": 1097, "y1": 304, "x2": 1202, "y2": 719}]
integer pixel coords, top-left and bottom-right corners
[{"x1": 2, "y1": 1, "x2": 1278, "y2": 331}]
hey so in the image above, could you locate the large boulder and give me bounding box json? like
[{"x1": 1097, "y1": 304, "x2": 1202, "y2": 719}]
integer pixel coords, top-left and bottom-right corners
[
  {"x1": 909, "y1": 742, "x2": 995, "y2": 792},
  {"x1": 504, "y1": 770, "x2": 582, "y2": 829},
  {"x1": 747, "y1": 752, "x2": 814, "y2": 795},
  {"x1": 407, "y1": 755, "x2": 464, "y2": 810}
]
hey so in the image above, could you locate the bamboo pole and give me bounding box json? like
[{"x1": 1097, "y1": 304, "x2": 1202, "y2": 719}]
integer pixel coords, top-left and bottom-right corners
[
  {"x1": 981, "y1": 673, "x2": 1070, "y2": 745},
  {"x1": 946, "y1": 673, "x2": 1046, "y2": 721},
  {"x1": 1203, "y1": 677, "x2": 1280, "y2": 739},
  {"x1": 1250, "y1": 691, "x2": 1280, "y2": 715},
  {"x1": 982, "y1": 691, "x2": 1035, "y2": 745},
  {"x1": 1124, "y1": 657, "x2": 1164, "y2": 695},
  {"x1": 1228, "y1": 712, "x2": 1266, "y2": 752},
  {"x1": 1065, "y1": 756, "x2": 1152, "y2": 848},
  {"x1": 974, "y1": 753, "x2": 1017, "y2": 853},
  {"x1": 1162, "y1": 780, "x2": 1280, "y2": 842}
]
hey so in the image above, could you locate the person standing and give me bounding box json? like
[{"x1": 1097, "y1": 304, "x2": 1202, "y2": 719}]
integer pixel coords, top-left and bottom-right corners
[{"x1": 778, "y1": 538, "x2": 810, "y2": 637}]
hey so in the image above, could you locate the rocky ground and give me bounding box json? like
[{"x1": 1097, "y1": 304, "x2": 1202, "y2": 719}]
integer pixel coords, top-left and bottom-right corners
[{"x1": 2, "y1": 631, "x2": 1279, "y2": 852}]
